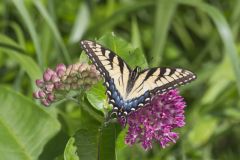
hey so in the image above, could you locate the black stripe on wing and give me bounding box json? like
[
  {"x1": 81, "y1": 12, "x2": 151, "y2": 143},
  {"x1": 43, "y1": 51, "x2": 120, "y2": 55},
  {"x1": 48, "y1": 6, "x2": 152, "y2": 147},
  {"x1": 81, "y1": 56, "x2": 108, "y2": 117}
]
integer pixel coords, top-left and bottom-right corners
[
  {"x1": 150, "y1": 67, "x2": 196, "y2": 94},
  {"x1": 80, "y1": 40, "x2": 132, "y2": 107},
  {"x1": 80, "y1": 40, "x2": 131, "y2": 77},
  {"x1": 127, "y1": 67, "x2": 196, "y2": 102},
  {"x1": 81, "y1": 40, "x2": 110, "y2": 78}
]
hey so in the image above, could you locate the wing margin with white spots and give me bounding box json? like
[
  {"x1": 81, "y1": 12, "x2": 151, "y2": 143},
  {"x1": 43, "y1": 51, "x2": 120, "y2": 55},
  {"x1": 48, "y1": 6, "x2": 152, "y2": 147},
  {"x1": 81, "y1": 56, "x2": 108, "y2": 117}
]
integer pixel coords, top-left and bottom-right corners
[{"x1": 80, "y1": 40, "x2": 131, "y2": 97}]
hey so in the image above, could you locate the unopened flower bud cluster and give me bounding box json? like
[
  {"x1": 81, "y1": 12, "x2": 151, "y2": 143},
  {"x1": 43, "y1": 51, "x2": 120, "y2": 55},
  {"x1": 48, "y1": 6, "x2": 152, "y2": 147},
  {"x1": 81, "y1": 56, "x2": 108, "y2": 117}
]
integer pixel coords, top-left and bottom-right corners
[{"x1": 33, "y1": 63, "x2": 101, "y2": 106}]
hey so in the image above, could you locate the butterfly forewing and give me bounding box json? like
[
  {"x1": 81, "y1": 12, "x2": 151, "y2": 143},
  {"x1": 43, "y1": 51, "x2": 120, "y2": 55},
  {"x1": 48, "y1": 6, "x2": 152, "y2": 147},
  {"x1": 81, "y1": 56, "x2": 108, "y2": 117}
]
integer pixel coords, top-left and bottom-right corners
[
  {"x1": 80, "y1": 40, "x2": 131, "y2": 98},
  {"x1": 126, "y1": 67, "x2": 196, "y2": 100}
]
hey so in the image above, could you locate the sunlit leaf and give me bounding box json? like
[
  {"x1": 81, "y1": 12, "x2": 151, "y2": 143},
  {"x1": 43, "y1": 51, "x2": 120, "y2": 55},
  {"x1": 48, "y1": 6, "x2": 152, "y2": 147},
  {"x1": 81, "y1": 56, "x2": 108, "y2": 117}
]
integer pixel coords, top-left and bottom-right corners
[
  {"x1": 149, "y1": 0, "x2": 177, "y2": 66},
  {"x1": 69, "y1": 2, "x2": 89, "y2": 44},
  {"x1": 201, "y1": 57, "x2": 234, "y2": 105},
  {"x1": 0, "y1": 86, "x2": 60, "y2": 160},
  {"x1": 99, "y1": 33, "x2": 148, "y2": 69},
  {"x1": 116, "y1": 128, "x2": 128, "y2": 151},
  {"x1": 131, "y1": 16, "x2": 144, "y2": 55},
  {"x1": 64, "y1": 137, "x2": 79, "y2": 160},
  {"x1": 86, "y1": 82, "x2": 107, "y2": 111},
  {"x1": 11, "y1": 0, "x2": 44, "y2": 68}
]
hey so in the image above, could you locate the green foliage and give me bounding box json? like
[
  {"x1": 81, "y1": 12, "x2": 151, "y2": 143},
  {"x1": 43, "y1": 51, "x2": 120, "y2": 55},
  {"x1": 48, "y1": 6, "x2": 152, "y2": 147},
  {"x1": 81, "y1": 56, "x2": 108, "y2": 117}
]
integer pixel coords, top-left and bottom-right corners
[
  {"x1": 0, "y1": 86, "x2": 60, "y2": 160},
  {"x1": 99, "y1": 33, "x2": 148, "y2": 68},
  {"x1": 0, "y1": 0, "x2": 240, "y2": 159},
  {"x1": 64, "y1": 137, "x2": 79, "y2": 160},
  {"x1": 0, "y1": 34, "x2": 41, "y2": 88},
  {"x1": 86, "y1": 81, "x2": 107, "y2": 111}
]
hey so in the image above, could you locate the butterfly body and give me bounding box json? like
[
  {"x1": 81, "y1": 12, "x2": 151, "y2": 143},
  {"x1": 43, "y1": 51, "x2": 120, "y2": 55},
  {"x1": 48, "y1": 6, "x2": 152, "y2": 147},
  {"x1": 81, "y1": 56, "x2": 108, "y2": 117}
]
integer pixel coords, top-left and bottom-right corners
[{"x1": 80, "y1": 40, "x2": 196, "y2": 118}]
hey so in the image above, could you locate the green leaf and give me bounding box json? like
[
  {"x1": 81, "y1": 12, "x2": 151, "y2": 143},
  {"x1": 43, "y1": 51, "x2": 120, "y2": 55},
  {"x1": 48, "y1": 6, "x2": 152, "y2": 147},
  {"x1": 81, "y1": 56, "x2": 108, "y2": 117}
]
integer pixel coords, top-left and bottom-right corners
[
  {"x1": 70, "y1": 98, "x2": 101, "y2": 160},
  {"x1": 201, "y1": 57, "x2": 234, "y2": 105},
  {"x1": 11, "y1": 0, "x2": 44, "y2": 68},
  {"x1": 149, "y1": 0, "x2": 177, "y2": 66},
  {"x1": 0, "y1": 86, "x2": 60, "y2": 160},
  {"x1": 131, "y1": 16, "x2": 144, "y2": 55},
  {"x1": 71, "y1": 124, "x2": 120, "y2": 160},
  {"x1": 86, "y1": 81, "x2": 107, "y2": 111},
  {"x1": 0, "y1": 34, "x2": 42, "y2": 87},
  {"x1": 224, "y1": 107, "x2": 240, "y2": 121},
  {"x1": 172, "y1": 17, "x2": 195, "y2": 51},
  {"x1": 64, "y1": 137, "x2": 79, "y2": 160},
  {"x1": 115, "y1": 127, "x2": 128, "y2": 151},
  {"x1": 99, "y1": 123, "x2": 121, "y2": 160},
  {"x1": 68, "y1": 99, "x2": 121, "y2": 160},
  {"x1": 39, "y1": 129, "x2": 69, "y2": 160},
  {"x1": 74, "y1": 128, "x2": 99, "y2": 160},
  {"x1": 69, "y1": 2, "x2": 89, "y2": 44},
  {"x1": 9, "y1": 22, "x2": 26, "y2": 48},
  {"x1": 79, "y1": 51, "x2": 89, "y2": 63},
  {"x1": 80, "y1": 97, "x2": 104, "y2": 123},
  {"x1": 98, "y1": 33, "x2": 148, "y2": 69},
  {"x1": 34, "y1": 1, "x2": 71, "y2": 64}
]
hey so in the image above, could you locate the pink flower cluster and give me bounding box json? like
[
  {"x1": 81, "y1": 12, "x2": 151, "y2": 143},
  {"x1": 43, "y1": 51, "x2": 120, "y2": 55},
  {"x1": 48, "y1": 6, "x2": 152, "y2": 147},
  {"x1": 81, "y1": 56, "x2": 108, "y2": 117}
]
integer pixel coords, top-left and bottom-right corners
[
  {"x1": 33, "y1": 63, "x2": 100, "y2": 106},
  {"x1": 123, "y1": 89, "x2": 186, "y2": 150}
]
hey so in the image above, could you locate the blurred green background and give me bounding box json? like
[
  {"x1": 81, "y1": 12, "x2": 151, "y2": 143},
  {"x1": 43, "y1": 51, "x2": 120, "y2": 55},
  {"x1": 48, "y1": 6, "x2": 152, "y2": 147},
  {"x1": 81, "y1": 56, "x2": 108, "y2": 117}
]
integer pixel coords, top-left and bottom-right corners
[{"x1": 0, "y1": 0, "x2": 240, "y2": 160}]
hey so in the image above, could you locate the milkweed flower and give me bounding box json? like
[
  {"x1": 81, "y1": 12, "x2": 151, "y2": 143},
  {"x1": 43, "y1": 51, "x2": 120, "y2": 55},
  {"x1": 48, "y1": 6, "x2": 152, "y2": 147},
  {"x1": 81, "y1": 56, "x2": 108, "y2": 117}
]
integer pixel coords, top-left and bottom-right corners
[
  {"x1": 121, "y1": 89, "x2": 186, "y2": 150},
  {"x1": 33, "y1": 63, "x2": 101, "y2": 106}
]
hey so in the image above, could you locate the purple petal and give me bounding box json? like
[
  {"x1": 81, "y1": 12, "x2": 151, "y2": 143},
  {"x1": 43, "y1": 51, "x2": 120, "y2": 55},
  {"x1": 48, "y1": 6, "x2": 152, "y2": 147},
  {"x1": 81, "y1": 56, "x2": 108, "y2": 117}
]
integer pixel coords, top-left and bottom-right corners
[{"x1": 122, "y1": 89, "x2": 187, "y2": 150}]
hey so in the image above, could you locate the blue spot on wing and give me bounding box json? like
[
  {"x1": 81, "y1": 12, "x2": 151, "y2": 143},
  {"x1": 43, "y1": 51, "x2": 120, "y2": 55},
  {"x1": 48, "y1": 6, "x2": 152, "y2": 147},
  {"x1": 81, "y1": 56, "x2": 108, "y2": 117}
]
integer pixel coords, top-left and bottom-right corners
[
  {"x1": 107, "y1": 79, "x2": 124, "y2": 108},
  {"x1": 112, "y1": 91, "x2": 117, "y2": 98},
  {"x1": 123, "y1": 92, "x2": 150, "y2": 112}
]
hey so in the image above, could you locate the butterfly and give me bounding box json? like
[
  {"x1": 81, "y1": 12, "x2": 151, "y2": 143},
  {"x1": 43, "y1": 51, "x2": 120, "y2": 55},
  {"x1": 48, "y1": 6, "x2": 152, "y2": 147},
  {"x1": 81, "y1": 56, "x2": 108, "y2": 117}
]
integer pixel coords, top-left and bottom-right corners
[{"x1": 80, "y1": 40, "x2": 196, "y2": 120}]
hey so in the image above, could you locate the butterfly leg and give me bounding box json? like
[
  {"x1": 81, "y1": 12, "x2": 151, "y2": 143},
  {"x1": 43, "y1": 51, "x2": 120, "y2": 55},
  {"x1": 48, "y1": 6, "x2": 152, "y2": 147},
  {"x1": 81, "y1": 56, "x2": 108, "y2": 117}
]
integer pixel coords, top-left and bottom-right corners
[
  {"x1": 120, "y1": 115, "x2": 128, "y2": 128},
  {"x1": 104, "y1": 109, "x2": 128, "y2": 127},
  {"x1": 104, "y1": 108, "x2": 118, "y2": 126},
  {"x1": 106, "y1": 110, "x2": 117, "y2": 121}
]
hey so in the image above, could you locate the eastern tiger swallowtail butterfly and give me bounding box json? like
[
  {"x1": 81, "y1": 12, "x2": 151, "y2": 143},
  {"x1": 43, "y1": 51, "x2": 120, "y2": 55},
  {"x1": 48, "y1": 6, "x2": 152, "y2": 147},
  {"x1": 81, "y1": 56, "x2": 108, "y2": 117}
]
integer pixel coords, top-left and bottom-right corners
[{"x1": 80, "y1": 40, "x2": 196, "y2": 120}]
